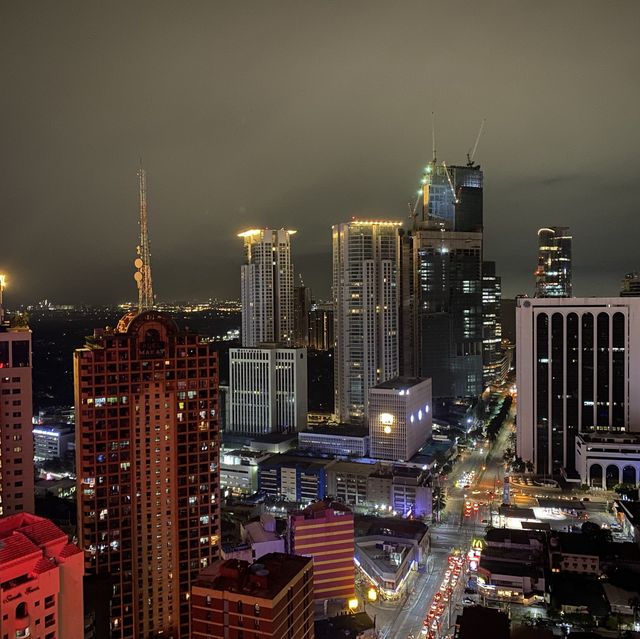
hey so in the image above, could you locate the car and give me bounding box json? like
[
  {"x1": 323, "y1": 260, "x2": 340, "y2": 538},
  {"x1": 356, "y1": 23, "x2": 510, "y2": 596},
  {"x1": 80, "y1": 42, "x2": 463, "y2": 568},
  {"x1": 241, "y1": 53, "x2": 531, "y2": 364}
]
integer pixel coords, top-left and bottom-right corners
[
  {"x1": 434, "y1": 592, "x2": 442, "y2": 601},
  {"x1": 462, "y1": 597, "x2": 475, "y2": 605},
  {"x1": 437, "y1": 604, "x2": 446, "y2": 614},
  {"x1": 481, "y1": 519, "x2": 489, "y2": 523}
]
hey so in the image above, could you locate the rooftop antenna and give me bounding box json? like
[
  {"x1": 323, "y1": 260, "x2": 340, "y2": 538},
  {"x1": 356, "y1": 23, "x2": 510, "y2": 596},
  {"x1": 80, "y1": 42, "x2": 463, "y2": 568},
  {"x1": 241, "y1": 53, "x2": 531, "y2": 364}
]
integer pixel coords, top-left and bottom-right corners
[
  {"x1": 466, "y1": 119, "x2": 486, "y2": 167},
  {"x1": 431, "y1": 111, "x2": 437, "y2": 164},
  {"x1": 134, "y1": 161, "x2": 155, "y2": 311}
]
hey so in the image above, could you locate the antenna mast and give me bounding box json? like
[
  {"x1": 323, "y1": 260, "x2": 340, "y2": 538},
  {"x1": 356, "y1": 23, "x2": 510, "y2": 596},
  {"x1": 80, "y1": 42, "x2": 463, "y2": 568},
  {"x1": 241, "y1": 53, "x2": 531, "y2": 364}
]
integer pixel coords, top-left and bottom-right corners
[
  {"x1": 431, "y1": 111, "x2": 437, "y2": 163},
  {"x1": 134, "y1": 163, "x2": 154, "y2": 311}
]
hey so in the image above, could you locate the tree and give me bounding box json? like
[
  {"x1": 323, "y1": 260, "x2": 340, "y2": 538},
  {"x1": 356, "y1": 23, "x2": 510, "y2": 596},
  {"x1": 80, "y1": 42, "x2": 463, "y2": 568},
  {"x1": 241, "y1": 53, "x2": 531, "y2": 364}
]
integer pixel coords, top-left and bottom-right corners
[
  {"x1": 525, "y1": 460, "x2": 535, "y2": 474},
  {"x1": 614, "y1": 483, "x2": 638, "y2": 500},
  {"x1": 432, "y1": 487, "x2": 446, "y2": 513}
]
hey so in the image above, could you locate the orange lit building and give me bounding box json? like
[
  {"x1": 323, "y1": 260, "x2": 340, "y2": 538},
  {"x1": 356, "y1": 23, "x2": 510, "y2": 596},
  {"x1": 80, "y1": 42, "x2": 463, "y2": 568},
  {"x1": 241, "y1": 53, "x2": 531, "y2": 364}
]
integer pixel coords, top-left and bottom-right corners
[
  {"x1": 191, "y1": 552, "x2": 314, "y2": 639},
  {"x1": 0, "y1": 512, "x2": 84, "y2": 638},
  {"x1": 74, "y1": 310, "x2": 221, "y2": 638},
  {"x1": 288, "y1": 501, "x2": 355, "y2": 604},
  {"x1": 0, "y1": 313, "x2": 35, "y2": 516}
]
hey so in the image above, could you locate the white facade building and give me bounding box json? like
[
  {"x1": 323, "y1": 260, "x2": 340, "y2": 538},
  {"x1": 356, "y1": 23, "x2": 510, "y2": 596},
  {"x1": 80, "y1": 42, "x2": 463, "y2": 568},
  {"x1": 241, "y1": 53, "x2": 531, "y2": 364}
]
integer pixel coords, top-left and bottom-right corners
[
  {"x1": 332, "y1": 220, "x2": 401, "y2": 423},
  {"x1": 229, "y1": 346, "x2": 307, "y2": 434},
  {"x1": 239, "y1": 228, "x2": 295, "y2": 347},
  {"x1": 297, "y1": 426, "x2": 369, "y2": 457},
  {"x1": 575, "y1": 433, "x2": 640, "y2": 489},
  {"x1": 368, "y1": 377, "x2": 432, "y2": 462},
  {"x1": 516, "y1": 297, "x2": 640, "y2": 477}
]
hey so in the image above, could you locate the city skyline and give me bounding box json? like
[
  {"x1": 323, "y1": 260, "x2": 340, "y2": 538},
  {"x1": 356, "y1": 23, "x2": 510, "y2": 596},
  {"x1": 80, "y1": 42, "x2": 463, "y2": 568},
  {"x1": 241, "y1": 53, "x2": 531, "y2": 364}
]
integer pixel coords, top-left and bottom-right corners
[{"x1": 2, "y1": 3, "x2": 640, "y2": 305}]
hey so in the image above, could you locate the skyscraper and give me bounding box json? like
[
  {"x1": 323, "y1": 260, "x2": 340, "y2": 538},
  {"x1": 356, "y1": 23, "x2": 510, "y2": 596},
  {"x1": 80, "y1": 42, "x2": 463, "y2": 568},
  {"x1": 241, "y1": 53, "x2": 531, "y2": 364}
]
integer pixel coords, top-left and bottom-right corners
[
  {"x1": 332, "y1": 220, "x2": 401, "y2": 423},
  {"x1": 0, "y1": 275, "x2": 35, "y2": 516},
  {"x1": 482, "y1": 261, "x2": 504, "y2": 388},
  {"x1": 74, "y1": 310, "x2": 221, "y2": 638},
  {"x1": 534, "y1": 226, "x2": 572, "y2": 298},
  {"x1": 228, "y1": 345, "x2": 307, "y2": 434},
  {"x1": 401, "y1": 159, "x2": 484, "y2": 399},
  {"x1": 239, "y1": 228, "x2": 296, "y2": 347},
  {"x1": 293, "y1": 283, "x2": 311, "y2": 347},
  {"x1": 516, "y1": 297, "x2": 640, "y2": 476}
]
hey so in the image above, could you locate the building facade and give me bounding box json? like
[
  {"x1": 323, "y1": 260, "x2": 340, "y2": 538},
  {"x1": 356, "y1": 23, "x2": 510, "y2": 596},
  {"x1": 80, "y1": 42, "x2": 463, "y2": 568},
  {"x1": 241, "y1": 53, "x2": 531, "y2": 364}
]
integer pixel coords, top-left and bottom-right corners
[
  {"x1": 258, "y1": 455, "x2": 333, "y2": 503},
  {"x1": 308, "y1": 304, "x2": 334, "y2": 351},
  {"x1": 332, "y1": 220, "x2": 401, "y2": 423},
  {"x1": 0, "y1": 316, "x2": 35, "y2": 516},
  {"x1": 33, "y1": 425, "x2": 74, "y2": 461},
  {"x1": 620, "y1": 272, "x2": 640, "y2": 297},
  {"x1": 534, "y1": 226, "x2": 572, "y2": 298},
  {"x1": 368, "y1": 377, "x2": 432, "y2": 462},
  {"x1": 74, "y1": 310, "x2": 221, "y2": 639},
  {"x1": 288, "y1": 503, "x2": 355, "y2": 604},
  {"x1": 293, "y1": 285, "x2": 311, "y2": 347},
  {"x1": 482, "y1": 261, "x2": 505, "y2": 388},
  {"x1": 0, "y1": 513, "x2": 84, "y2": 639},
  {"x1": 575, "y1": 433, "x2": 640, "y2": 489},
  {"x1": 191, "y1": 553, "x2": 314, "y2": 639},
  {"x1": 239, "y1": 228, "x2": 296, "y2": 347},
  {"x1": 516, "y1": 297, "x2": 640, "y2": 476},
  {"x1": 297, "y1": 425, "x2": 369, "y2": 458},
  {"x1": 228, "y1": 346, "x2": 307, "y2": 434}
]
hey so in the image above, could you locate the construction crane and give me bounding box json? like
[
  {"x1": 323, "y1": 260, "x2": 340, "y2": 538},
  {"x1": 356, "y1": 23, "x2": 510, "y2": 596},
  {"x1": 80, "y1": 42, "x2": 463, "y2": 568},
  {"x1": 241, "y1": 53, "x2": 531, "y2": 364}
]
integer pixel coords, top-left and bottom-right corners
[
  {"x1": 466, "y1": 119, "x2": 486, "y2": 167},
  {"x1": 134, "y1": 163, "x2": 155, "y2": 311},
  {"x1": 442, "y1": 161, "x2": 459, "y2": 204}
]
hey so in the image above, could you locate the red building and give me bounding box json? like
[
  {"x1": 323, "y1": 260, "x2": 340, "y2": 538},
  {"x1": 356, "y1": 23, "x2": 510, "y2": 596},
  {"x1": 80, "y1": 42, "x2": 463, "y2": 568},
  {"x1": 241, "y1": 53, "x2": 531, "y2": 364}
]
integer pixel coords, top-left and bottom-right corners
[
  {"x1": 0, "y1": 313, "x2": 35, "y2": 516},
  {"x1": 191, "y1": 552, "x2": 314, "y2": 639},
  {"x1": 0, "y1": 512, "x2": 84, "y2": 638},
  {"x1": 74, "y1": 310, "x2": 221, "y2": 639},
  {"x1": 289, "y1": 501, "x2": 355, "y2": 604}
]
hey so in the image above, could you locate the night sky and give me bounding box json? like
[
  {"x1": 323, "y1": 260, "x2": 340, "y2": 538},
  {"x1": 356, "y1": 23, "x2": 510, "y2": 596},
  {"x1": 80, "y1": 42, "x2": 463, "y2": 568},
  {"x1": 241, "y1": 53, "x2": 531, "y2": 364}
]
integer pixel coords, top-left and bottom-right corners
[{"x1": 2, "y1": 2, "x2": 639, "y2": 305}]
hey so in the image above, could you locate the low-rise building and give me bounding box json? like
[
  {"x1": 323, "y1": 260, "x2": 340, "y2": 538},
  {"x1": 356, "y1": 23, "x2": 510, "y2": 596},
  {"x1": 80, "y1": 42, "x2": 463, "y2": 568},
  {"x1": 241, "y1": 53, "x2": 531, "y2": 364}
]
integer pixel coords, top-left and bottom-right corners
[
  {"x1": 477, "y1": 557, "x2": 545, "y2": 604},
  {"x1": 190, "y1": 553, "x2": 314, "y2": 639},
  {"x1": 298, "y1": 424, "x2": 369, "y2": 457},
  {"x1": 34, "y1": 477, "x2": 76, "y2": 499},
  {"x1": 315, "y1": 611, "x2": 376, "y2": 639},
  {"x1": 368, "y1": 464, "x2": 432, "y2": 517},
  {"x1": 575, "y1": 433, "x2": 640, "y2": 489},
  {"x1": 614, "y1": 499, "x2": 640, "y2": 543},
  {"x1": 454, "y1": 605, "x2": 510, "y2": 639},
  {"x1": 353, "y1": 516, "x2": 430, "y2": 601},
  {"x1": 32, "y1": 424, "x2": 74, "y2": 461},
  {"x1": 220, "y1": 448, "x2": 273, "y2": 496},
  {"x1": 258, "y1": 455, "x2": 335, "y2": 503},
  {"x1": 327, "y1": 461, "x2": 379, "y2": 507}
]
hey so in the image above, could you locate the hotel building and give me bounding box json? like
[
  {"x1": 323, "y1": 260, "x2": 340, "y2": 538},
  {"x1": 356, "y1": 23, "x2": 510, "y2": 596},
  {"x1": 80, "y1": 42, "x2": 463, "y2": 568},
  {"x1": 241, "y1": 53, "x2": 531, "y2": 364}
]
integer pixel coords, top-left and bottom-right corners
[
  {"x1": 534, "y1": 226, "x2": 572, "y2": 298},
  {"x1": 74, "y1": 309, "x2": 221, "y2": 638}
]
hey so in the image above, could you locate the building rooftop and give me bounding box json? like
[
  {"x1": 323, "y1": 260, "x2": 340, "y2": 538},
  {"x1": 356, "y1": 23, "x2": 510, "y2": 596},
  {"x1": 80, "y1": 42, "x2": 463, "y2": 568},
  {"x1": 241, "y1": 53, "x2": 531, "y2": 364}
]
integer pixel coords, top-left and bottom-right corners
[
  {"x1": 354, "y1": 515, "x2": 428, "y2": 542},
  {"x1": 485, "y1": 528, "x2": 546, "y2": 547},
  {"x1": 258, "y1": 454, "x2": 335, "y2": 473},
  {"x1": 300, "y1": 424, "x2": 369, "y2": 438},
  {"x1": 315, "y1": 612, "x2": 375, "y2": 639},
  {"x1": 550, "y1": 575, "x2": 610, "y2": 617},
  {"x1": 193, "y1": 553, "x2": 312, "y2": 601},
  {"x1": 456, "y1": 605, "x2": 510, "y2": 639},
  {"x1": 291, "y1": 499, "x2": 353, "y2": 521},
  {"x1": 373, "y1": 376, "x2": 428, "y2": 390},
  {"x1": 479, "y1": 556, "x2": 544, "y2": 578},
  {"x1": 0, "y1": 513, "x2": 80, "y2": 564}
]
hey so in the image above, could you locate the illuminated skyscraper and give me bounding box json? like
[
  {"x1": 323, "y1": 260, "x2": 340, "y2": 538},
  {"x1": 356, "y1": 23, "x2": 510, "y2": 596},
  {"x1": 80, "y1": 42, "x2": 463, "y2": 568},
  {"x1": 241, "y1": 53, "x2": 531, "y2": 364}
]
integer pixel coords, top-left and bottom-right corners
[
  {"x1": 482, "y1": 261, "x2": 505, "y2": 387},
  {"x1": 534, "y1": 226, "x2": 572, "y2": 298},
  {"x1": 0, "y1": 275, "x2": 35, "y2": 516},
  {"x1": 74, "y1": 310, "x2": 221, "y2": 638},
  {"x1": 332, "y1": 220, "x2": 401, "y2": 423},
  {"x1": 401, "y1": 159, "x2": 484, "y2": 398},
  {"x1": 239, "y1": 228, "x2": 296, "y2": 347}
]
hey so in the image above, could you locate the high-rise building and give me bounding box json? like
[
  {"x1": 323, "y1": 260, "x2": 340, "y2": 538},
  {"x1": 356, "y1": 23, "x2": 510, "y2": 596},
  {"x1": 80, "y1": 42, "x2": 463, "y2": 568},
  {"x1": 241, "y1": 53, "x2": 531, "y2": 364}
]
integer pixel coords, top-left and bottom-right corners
[
  {"x1": 620, "y1": 272, "x2": 640, "y2": 297},
  {"x1": 190, "y1": 553, "x2": 314, "y2": 639},
  {"x1": 368, "y1": 377, "x2": 432, "y2": 461},
  {"x1": 516, "y1": 297, "x2": 640, "y2": 476},
  {"x1": 228, "y1": 345, "x2": 307, "y2": 434},
  {"x1": 534, "y1": 226, "x2": 572, "y2": 298},
  {"x1": 239, "y1": 228, "x2": 296, "y2": 347},
  {"x1": 288, "y1": 501, "x2": 355, "y2": 604},
  {"x1": 308, "y1": 303, "x2": 334, "y2": 351},
  {"x1": 402, "y1": 160, "x2": 484, "y2": 399},
  {"x1": 0, "y1": 276, "x2": 35, "y2": 516},
  {"x1": 74, "y1": 310, "x2": 221, "y2": 638},
  {"x1": 482, "y1": 261, "x2": 504, "y2": 388},
  {"x1": 293, "y1": 284, "x2": 311, "y2": 347},
  {"x1": 0, "y1": 512, "x2": 84, "y2": 639},
  {"x1": 332, "y1": 220, "x2": 401, "y2": 423}
]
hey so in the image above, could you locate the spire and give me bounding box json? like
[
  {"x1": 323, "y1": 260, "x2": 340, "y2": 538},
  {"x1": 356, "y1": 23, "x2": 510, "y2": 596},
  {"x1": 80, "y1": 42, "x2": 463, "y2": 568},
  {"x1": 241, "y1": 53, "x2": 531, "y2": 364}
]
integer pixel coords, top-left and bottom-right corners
[
  {"x1": 134, "y1": 163, "x2": 154, "y2": 311},
  {"x1": 0, "y1": 273, "x2": 6, "y2": 324}
]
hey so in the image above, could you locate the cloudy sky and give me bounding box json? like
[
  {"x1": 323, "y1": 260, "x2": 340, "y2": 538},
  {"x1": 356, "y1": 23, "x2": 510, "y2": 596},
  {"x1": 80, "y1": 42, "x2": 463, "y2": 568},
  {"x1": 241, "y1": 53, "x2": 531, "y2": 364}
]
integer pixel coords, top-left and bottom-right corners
[{"x1": 1, "y1": 1, "x2": 639, "y2": 305}]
